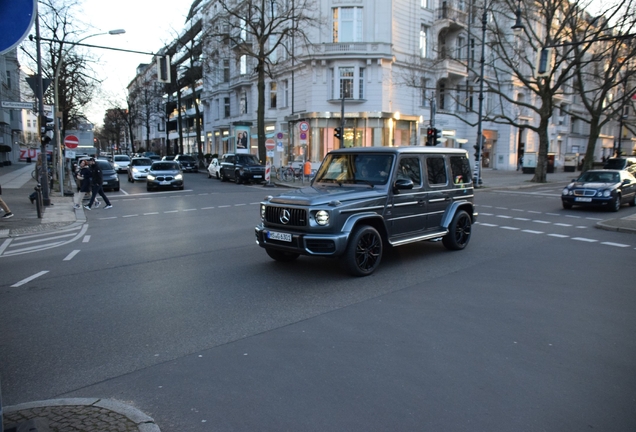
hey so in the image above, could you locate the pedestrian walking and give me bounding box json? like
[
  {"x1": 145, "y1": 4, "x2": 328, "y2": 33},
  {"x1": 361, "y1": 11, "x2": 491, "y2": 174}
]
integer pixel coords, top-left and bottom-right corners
[
  {"x1": 85, "y1": 158, "x2": 112, "y2": 210},
  {"x1": 0, "y1": 183, "x2": 14, "y2": 218},
  {"x1": 73, "y1": 159, "x2": 93, "y2": 209}
]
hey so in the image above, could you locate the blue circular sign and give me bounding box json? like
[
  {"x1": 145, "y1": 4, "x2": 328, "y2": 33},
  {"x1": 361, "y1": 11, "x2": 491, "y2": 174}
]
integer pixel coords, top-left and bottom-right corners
[{"x1": 0, "y1": 0, "x2": 36, "y2": 55}]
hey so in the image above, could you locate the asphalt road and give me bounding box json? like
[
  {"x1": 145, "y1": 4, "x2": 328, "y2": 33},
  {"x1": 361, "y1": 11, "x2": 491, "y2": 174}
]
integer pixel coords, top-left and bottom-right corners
[{"x1": 1, "y1": 172, "x2": 635, "y2": 431}]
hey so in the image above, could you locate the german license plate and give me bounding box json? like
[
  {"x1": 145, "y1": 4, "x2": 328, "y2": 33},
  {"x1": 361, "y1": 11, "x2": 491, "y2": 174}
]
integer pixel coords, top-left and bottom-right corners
[
  {"x1": 268, "y1": 231, "x2": 291, "y2": 242},
  {"x1": 575, "y1": 197, "x2": 592, "y2": 202},
  {"x1": 254, "y1": 175, "x2": 262, "y2": 179},
  {"x1": 160, "y1": 181, "x2": 170, "y2": 185},
  {"x1": 102, "y1": 182, "x2": 108, "y2": 185}
]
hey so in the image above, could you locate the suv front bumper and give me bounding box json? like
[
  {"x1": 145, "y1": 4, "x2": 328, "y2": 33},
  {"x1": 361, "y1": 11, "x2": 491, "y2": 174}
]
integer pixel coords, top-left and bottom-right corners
[{"x1": 255, "y1": 224, "x2": 349, "y2": 256}]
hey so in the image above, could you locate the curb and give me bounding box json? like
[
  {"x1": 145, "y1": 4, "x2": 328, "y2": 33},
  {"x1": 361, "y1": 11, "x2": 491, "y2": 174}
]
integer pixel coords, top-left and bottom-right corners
[{"x1": 4, "y1": 398, "x2": 161, "y2": 432}]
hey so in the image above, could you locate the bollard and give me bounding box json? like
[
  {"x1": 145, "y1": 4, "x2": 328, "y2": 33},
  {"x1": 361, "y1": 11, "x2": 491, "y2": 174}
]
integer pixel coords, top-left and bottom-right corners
[{"x1": 34, "y1": 184, "x2": 43, "y2": 218}]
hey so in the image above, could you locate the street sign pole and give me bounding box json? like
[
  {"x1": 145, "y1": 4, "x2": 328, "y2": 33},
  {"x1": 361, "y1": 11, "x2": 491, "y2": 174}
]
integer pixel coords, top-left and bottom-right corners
[{"x1": 34, "y1": 7, "x2": 50, "y2": 206}]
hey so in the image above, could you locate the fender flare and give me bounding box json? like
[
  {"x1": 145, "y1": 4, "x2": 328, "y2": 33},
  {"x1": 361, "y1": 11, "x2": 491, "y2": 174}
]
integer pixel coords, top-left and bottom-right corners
[{"x1": 440, "y1": 201, "x2": 475, "y2": 229}]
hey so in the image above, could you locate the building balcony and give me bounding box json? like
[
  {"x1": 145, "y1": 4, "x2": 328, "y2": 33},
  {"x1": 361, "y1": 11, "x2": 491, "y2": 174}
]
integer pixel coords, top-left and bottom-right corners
[
  {"x1": 435, "y1": 5, "x2": 468, "y2": 30},
  {"x1": 315, "y1": 42, "x2": 392, "y2": 59},
  {"x1": 434, "y1": 55, "x2": 468, "y2": 79}
]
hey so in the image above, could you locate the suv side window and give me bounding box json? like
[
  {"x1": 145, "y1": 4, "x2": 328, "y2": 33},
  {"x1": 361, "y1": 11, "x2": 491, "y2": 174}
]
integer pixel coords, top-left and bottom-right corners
[
  {"x1": 226, "y1": 155, "x2": 235, "y2": 164},
  {"x1": 397, "y1": 157, "x2": 422, "y2": 186},
  {"x1": 426, "y1": 157, "x2": 448, "y2": 185},
  {"x1": 450, "y1": 156, "x2": 472, "y2": 185}
]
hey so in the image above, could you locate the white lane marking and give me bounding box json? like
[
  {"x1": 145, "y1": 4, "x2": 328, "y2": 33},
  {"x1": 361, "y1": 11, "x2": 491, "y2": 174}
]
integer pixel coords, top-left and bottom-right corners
[
  {"x1": 480, "y1": 212, "x2": 493, "y2": 216},
  {"x1": 548, "y1": 234, "x2": 569, "y2": 238},
  {"x1": 554, "y1": 223, "x2": 572, "y2": 227},
  {"x1": 144, "y1": 212, "x2": 159, "y2": 215},
  {"x1": 495, "y1": 207, "x2": 508, "y2": 210},
  {"x1": 12, "y1": 271, "x2": 49, "y2": 287},
  {"x1": 496, "y1": 215, "x2": 512, "y2": 219},
  {"x1": 514, "y1": 217, "x2": 531, "y2": 221},
  {"x1": 63, "y1": 250, "x2": 80, "y2": 261},
  {"x1": 511, "y1": 209, "x2": 524, "y2": 212},
  {"x1": 218, "y1": 205, "x2": 231, "y2": 208},
  {"x1": 480, "y1": 205, "x2": 493, "y2": 208},
  {"x1": 201, "y1": 207, "x2": 215, "y2": 210},
  {"x1": 565, "y1": 215, "x2": 581, "y2": 218},
  {"x1": 546, "y1": 213, "x2": 560, "y2": 216},
  {"x1": 83, "y1": 235, "x2": 90, "y2": 243},
  {"x1": 478, "y1": 223, "x2": 498, "y2": 227},
  {"x1": 164, "y1": 210, "x2": 178, "y2": 213},
  {"x1": 501, "y1": 226, "x2": 520, "y2": 230},
  {"x1": 528, "y1": 210, "x2": 542, "y2": 214},
  {"x1": 0, "y1": 238, "x2": 11, "y2": 255},
  {"x1": 234, "y1": 204, "x2": 246, "y2": 207},
  {"x1": 123, "y1": 214, "x2": 139, "y2": 218},
  {"x1": 98, "y1": 217, "x2": 117, "y2": 220},
  {"x1": 601, "y1": 242, "x2": 630, "y2": 248},
  {"x1": 522, "y1": 230, "x2": 544, "y2": 234},
  {"x1": 572, "y1": 237, "x2": 598, "y2": 242},
  {"x1": 9, "y1": 232, "x2": 78, "y2": 247},
  {"x1": 532, "y1": 220, "x2": 551, "y2": 224},
  {"x1": 2, "y1": 225, "x2": 89, "y2": 257}
]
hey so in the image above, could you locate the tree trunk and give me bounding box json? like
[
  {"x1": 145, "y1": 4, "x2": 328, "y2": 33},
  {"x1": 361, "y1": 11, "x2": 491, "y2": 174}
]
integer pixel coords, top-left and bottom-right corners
[
  {"x1": 257, "y1": 54, "x2": 266, "y2": 163},
  {"x1": 532, "y1": 117, "x2": 550, "y2": 183},
  {"x1": 583, "y1": 122, "x2": 602, "y2": 172}
]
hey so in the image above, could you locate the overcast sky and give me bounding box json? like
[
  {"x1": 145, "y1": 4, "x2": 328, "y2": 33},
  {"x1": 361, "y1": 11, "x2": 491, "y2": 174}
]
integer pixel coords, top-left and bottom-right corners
[{"x1": 77, "y1": 0, "x2": 194, "y2": 125}]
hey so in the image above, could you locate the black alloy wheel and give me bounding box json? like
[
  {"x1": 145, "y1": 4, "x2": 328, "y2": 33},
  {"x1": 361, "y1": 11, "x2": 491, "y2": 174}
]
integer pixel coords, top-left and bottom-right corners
[
  {"x1": 342, "y1": 225, "x2": 383, "y2": 277},
  {"x1": 610, "y1": 194, "x2": 621, "y2": 212},
  {"x1": 442, "y1": 210, "x2": 472, "y2": 250}
]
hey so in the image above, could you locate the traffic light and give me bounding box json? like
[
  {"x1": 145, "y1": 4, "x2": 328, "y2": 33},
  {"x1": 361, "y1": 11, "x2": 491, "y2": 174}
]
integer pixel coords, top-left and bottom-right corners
[
  {"x1": 432, "y1": 128, "x2": 439, "y2": 144},
  {"x1": 536, "y1": 48, "x2": 554, "y2": 77},
  {"x1": 334, "y1": 127, "x2": 342, "y2": 140},
  {"x1": 40, "y1": 116, "x2": 54, "y2": 145},
  {"x1": 157, "y1": 55, "x2": 171, "y2": 83},
  {"x1": 426, "y1": 127, "x2": 434, "y2": 146}
]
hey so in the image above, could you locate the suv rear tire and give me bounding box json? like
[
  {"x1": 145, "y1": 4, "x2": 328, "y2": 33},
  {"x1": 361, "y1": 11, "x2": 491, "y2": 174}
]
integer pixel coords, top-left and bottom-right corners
[
  {"x1": 442, "y1": 210, "x2": 472, "y2": 250},
  {"x1": 342, "y1": 225, "x2": 383, "y2": 277}
]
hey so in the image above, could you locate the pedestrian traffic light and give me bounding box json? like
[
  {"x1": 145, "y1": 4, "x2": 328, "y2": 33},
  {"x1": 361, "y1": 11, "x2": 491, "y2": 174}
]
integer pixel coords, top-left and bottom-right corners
[{"x1": 334, "y1": 127, "x2": 342, "y2": 140}]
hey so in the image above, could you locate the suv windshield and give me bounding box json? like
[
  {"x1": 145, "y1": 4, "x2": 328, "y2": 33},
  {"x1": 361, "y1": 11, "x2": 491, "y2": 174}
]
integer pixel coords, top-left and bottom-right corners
[
  {"x1": 314, "y1": 154, "x2": 394, "y2": 185},
  {"x1": 152, "y1": 162, "x2": 179, "y2": 171},
  {"x1": 237, "y1": 155, "x2": 261, "y2": 165},
  {"x1": 178, "y1": 155, "x2": 196, "y2": 162}
]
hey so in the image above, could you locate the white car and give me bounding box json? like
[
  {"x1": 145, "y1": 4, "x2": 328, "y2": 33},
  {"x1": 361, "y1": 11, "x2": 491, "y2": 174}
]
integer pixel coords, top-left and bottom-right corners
[
  {"x1": 113, "y1": 154, "x2": 131, "y2": 173},
  {"x1": 207, "y1": 158, "x2": 222, "y2": 179},
  {"x1": 127, "y1": 157, "x2": 153, "y2": 182}
]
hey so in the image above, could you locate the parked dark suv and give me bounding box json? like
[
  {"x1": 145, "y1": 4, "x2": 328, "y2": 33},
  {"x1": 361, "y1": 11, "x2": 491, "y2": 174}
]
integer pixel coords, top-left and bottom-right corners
[
  {"x1": 174, "y1": 154, "x2": 199, "y2": 172},
  {"x1": 255, "y1": 147, "x2": 477, "y2": 276},
  {"x1": 220, "y1": 153, "x2": 266, "y2": 184}
]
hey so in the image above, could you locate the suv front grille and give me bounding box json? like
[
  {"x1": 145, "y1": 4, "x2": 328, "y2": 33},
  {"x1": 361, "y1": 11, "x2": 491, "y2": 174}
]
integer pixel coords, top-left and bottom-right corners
[{"x1": 265, "y1": 206, "x2": 307, "y2": 227}]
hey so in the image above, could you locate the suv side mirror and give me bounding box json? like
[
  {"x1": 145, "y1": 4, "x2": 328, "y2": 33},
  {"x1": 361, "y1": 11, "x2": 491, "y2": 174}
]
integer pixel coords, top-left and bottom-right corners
[{"x1": 393, "y1": 178, "x2": 414, "y2": 191}]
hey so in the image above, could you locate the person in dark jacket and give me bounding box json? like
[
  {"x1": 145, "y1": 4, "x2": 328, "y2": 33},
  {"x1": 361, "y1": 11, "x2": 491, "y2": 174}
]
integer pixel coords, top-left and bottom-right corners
[
  {"x1": 85, "y1": 158, "x2": 112, "y2": 210},
  {"x1": 73, "y1": 159, "x2": 93, "y2": 209}
]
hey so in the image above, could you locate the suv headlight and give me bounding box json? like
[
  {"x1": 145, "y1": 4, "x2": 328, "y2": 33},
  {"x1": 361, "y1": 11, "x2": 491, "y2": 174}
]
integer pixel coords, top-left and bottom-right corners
[
  {"x1": 315, "y1": 210, "x2": 329, "y2": 226},
  {"x1": 261, "y1": 204, "x2": 266, "y2": 220},
  {"x1": 599, "y1": 190, "x2": 611, "y2": 197}
]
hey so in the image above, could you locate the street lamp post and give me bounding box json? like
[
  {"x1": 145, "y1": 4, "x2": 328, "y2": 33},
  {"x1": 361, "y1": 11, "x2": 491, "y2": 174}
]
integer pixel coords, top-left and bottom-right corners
[
  {"x1": 472, "y1": 1, "x2": 489, "y2": 187},
  {"x1": 53, "y1": 29, "x2": 125, "y2": 195}
]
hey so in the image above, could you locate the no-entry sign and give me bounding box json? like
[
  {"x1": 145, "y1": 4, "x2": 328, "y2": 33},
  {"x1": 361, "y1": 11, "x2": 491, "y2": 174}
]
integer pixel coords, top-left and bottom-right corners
[
  {"x1": 64, "y1": 135, "x2": 79, "y2": 149},
  {"x1": 265, "y1": 139, "x2": 276, "y2": 151}
]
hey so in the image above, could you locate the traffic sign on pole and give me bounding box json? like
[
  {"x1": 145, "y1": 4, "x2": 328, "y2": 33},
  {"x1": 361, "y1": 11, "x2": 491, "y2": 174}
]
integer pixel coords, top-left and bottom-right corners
[
  {"x1": 265, "y1": 139, "x2": 276, "y2": 151},
  {"x1": 0, "y1": 0, "x2": 36, "y2": 55},
  {"x1": 64, "y1": 134, "x2": 79, "y2": 149}
]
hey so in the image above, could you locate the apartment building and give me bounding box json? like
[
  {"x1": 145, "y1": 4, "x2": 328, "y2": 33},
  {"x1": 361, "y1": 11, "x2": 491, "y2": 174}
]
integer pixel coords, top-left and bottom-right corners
[{"x1": 129, "y1": 0, "x2": 634, "y2": 170}]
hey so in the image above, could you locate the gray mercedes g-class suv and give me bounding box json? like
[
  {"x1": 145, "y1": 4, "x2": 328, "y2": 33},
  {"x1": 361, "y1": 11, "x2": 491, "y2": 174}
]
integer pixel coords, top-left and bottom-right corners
[{"x1": 255, "y1": 147, "x2": 476, "y2": 276}]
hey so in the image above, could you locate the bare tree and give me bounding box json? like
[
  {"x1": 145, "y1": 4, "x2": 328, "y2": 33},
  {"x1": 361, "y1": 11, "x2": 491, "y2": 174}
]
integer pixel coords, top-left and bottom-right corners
[
  {"x1": 567, "y1": 0, "x2": 636, "y2": 170},
  {"x1": 205, "y1": 0, "x2": 316, "y2": 163},
  {"x1": 129, "y1": 75, "x2": 164, "y2": 153}
]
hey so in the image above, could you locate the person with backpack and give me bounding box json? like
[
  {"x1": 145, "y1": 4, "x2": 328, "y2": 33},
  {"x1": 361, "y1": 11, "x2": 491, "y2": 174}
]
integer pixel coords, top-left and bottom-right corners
[{"x1": 84, "y1": 158, "x2": 112, "y2": 210}]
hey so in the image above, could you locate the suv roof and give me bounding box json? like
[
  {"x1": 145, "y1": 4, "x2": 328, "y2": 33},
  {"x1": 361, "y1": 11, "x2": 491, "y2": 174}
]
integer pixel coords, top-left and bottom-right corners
[{"x1": 329, "y1": 146, "x2": 468, "y2": 155}]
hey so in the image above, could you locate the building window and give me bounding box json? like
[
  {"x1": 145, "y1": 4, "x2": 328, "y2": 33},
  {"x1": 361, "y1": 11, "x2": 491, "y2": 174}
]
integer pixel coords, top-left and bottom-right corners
[
  {"x1": 332, "y1": 7, "x2": 363, "y2": 43},
  {"x1": 439, "y1": 82, "x2": 446, "y2": 110},
  {"x1": 420, "y1": 25, "x2": 428, "y2": 58},
  {"x1": 282, "y1": 80, "x2": 289, "y2": 107},
  {"x1": 6, "y1": 70, "x2": 11, "y2": 89},
  {"x1": 456, "y1": 37, "x2": 465, "y2": 60},
  {"x1": 270, "y1": 82, "x2": 277, "y2": 108},
  {"x1": 239, "y1": 91, "x2": 248, "y2": 114},
  {"x1": 332, "y1": 67, "x2": 365, "y2": 100},
  {"x1": 420, "y1": 78, "x2": 428, "y2": 107},
  {"x1": 27, "y1": 119, "x2": 31, "y2": 128},
  {"x1": 421, "y1": 0, "x2": 430, "y2": 7},
  {"x1": 224, "y1": 97, "x2": 230, "y2": 118},
  {"x1": 223, "y1": 60, "x2": 230, "y2": 82},
  {"x1": 239, "y1": 55, "x2": 247, "y2": 75}
]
